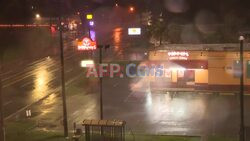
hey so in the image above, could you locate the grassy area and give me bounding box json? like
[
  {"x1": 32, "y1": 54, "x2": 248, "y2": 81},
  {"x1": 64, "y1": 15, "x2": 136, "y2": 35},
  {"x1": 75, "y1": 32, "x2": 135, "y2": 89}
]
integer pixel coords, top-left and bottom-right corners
[
  {"x1": 5, "y1": 120, "x2": 66, "y2": 141},
  {"x1": 5, "y1": 120, "x2": 200, "y2": 141},
  {"x1": 5, "y1": 120, "x2": 238, "y2": 141},
  {"x1": 126, "y1": 134, "x2": 200, "y2": 141},
  {"x1": 206, "y1": 136, "x2": 238, "y2": 141}
]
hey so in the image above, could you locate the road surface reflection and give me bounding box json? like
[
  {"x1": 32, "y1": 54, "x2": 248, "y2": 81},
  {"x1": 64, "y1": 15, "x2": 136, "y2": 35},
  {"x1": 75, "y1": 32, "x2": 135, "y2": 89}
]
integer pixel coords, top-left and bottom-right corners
[
  {"x1": 31, "y1": 59, "x2": 55, "y2": 101},
  {"x1": 112, "y1": 27, "x2": 124, "y2": 59}
]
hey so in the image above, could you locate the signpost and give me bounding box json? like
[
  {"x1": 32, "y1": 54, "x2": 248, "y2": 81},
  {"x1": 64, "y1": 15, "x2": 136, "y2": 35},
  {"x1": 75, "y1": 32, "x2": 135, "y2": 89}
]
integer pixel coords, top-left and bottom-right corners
[
  {"x1": 239, "y1": 36, "x2": 245, "y2": 141},
  {"x1": 86, "y1": 14, "x2": 94, "y2": 38},
  {"x1": 77, "y1": 37, "x2": 97, "y2": 51},
  {"x1": 77, "y1": 36, "x2": 110, "y2": 121}
]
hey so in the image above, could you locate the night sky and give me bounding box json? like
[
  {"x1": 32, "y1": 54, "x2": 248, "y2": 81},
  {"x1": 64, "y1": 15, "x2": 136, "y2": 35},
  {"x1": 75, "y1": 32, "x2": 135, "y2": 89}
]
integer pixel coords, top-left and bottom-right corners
[{"x1": 0, "y1": 0, "x2": 249, "y2": 24}]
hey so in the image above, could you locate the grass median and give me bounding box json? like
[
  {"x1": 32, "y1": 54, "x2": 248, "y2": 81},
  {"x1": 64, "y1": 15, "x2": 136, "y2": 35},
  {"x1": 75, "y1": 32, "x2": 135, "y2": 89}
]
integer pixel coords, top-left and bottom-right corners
[
  {"x1": 5, "y1": 120, "x2": 66, "y2": 141},
  {"x1": 5, "y1": 120, "x2": 237, "y2": 141},
  {"x1": 126, "y1": 134, "x2": 200, "y2": 141}
]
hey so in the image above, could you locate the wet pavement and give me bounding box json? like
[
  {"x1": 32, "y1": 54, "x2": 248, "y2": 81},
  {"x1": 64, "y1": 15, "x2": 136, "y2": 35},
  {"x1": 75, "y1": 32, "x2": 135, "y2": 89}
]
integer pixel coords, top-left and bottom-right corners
[
  {"x1": 2, "y1": 38, "x2": 84, "y2": 119},
  {"x1": 102, "y1": 77, "x2": 249, "y2": 136},
  {"x1": 17, "y1": 75, "x2": 250, "y2": 137},
  {"x1": 2, "y1": 25, "x2": 250, "y2": 139}
]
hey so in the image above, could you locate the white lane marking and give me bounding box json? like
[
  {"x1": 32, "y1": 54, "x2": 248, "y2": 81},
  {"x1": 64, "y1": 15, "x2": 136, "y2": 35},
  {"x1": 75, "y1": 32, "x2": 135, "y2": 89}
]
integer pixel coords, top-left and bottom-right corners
[
  {"x1": 113, "y1": 83, "x2": 119, "y2": 87},
  {"x1": 2, "y1": 40, "x2": 76, "y2": 83},
  {"x1": 198, "y1": 92, "x2": 212, "y2": 95},
  {"x1": 2, "y1": 60, "x2": 57, "y2": 82},
  {"x1": 2, "y1": 57, "x2": 77, "y2": 88},
  {"x1": 220, "y1": 93, "x2": 235, "y2": 96},
  {"x1": 0, "y1": 71, "x2": 13, "y2": 76},
  {"x1": 20, "y1": 81, "x2": 33, "y2": 88},
  {"x1": 3, "y1": 52, "x2": 78, "y2": 88},
  {"x1": 124, "y1": 92, "x2": 134, "y2": 103},
  {"x1": 4, "y1": 101, "x2": 13, "y2": 106},
  {"x1": 4, "y1": 73, "x2": 84, "y2": 120},
  {"x1": 65, "y1": 68, "x2": 73, "y2": 73},
  {"x1": 64, "y1": 53, "x2": 76, "y2": 60},
  {"x1": 2, "y1": 42, "x2": 77, "y2": 87}
]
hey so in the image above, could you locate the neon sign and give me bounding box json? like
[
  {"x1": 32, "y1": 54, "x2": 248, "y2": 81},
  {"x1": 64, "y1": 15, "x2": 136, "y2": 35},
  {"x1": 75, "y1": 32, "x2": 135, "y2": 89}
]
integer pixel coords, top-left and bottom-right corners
[
  {"x1": 168, "y1": 51, "x2": 189, "y2": 60},
  {"x1": 78, "y1": 37, "x2": 97, "y2": 51}
]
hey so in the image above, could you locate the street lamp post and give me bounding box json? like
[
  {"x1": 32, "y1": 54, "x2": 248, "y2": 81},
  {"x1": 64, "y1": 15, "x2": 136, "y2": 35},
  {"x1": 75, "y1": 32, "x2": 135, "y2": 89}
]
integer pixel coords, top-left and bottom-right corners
[
  {"x1": 58, "y1": 0, "x2": 68, "y2": 137},
  {"x1": 59, "y1": 16, "x2": 69, "y2": 138},
  {"x1": 99, "y1": 45, "x2": 103, "y2": 120},
  {"x1": 239, "y1": 35, "x2": 245, "y2": 141},
  {"x1": 0, "y1": 55, "x2": 5, "y2": 141},
  {"x1": 98, "y1": 45, "x2": 109, "y2": 120},
  {"x1": 36, "y1": 14, "x2": 41, "y2": 19}
]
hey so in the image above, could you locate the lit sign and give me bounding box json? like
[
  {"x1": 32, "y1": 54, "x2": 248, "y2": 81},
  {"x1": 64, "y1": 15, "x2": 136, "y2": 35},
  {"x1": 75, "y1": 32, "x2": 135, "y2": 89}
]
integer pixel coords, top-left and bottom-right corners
[
  {"x1": 86, "y1": 14, "x2": 93, "y2": 20},
  {"x1": 78, "y1": 37, "x2": 97, "y2": 51},
  {"x1": 81, "y1": 60, "x2": 94, "y2": 68},
  {"x1": 89, "y1": 21, "x2": 94, "y2": 26},
  {"x1": 128, "y1": 28, "x2": 141, "y2": 35},
  {"x1": 168, "y1": 51, "x2": 189, "y2": 60},
  {"x1": 90, "y1": 30, "x2": 96, "y2": 41}
]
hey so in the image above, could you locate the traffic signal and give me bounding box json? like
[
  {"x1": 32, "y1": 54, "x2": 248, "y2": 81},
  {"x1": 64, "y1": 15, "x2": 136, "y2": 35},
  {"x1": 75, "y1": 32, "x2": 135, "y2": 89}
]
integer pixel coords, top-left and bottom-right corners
[{"x1": 50, "y1": 26, "x2": 56, "y2": 33}]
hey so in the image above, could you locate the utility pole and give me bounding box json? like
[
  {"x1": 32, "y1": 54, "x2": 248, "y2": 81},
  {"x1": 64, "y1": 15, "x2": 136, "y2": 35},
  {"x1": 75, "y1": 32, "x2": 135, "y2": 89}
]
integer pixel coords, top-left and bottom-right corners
[
  {"x1": 99, "y1": 46, "x2": 103, "y2": 120},
  {"x1": 58, "y1": 0, "x2": 68, "y2": 137},
  {"x1": 0, "y1": 54, "x2": 5, "y2": 141},
  {"x1": 239, "y1": 35, "x2": 245, "y2": 141},
  {"x1": 59, "y1": 16, "x2": 69, "y2": 138}
]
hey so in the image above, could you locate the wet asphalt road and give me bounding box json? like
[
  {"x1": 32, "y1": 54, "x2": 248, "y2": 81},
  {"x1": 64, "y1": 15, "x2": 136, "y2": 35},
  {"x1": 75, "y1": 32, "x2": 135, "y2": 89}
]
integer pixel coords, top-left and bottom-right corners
[
  {"x1": 2, "y1": 26, "x2": 250, "y2": 138},
  {"x1": 1, "y1": 38, "x2": 85, "y2": 119}
]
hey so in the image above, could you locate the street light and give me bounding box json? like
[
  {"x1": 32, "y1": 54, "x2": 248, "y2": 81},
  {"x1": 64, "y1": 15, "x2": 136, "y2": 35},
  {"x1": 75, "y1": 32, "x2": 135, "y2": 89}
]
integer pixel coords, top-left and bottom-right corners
[
  {"x1": 57, "y1": 0, "x2": 68, "y2": 138},
  {"x1": 97, "y1": 45, "x2": 110, "y2": 120},
  {"x1": 36, "y1": 14, "x2": 40, "y2": 19},
  {"x1": 129, "y1": 6, "x2": 135, "y2": 13},
  {"x1": 0, "y1": 56, "x2": 5, "y2": 141},
  {"x1": 239, "y1": 35, "x2": 245, "y2": 141}
]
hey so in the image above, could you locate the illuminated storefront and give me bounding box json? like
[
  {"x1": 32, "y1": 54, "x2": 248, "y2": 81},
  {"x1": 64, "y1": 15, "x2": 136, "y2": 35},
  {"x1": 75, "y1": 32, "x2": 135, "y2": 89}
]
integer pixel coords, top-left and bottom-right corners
[{"x1": 149, "y1": 50, "x2": 250, "y2": 92}]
